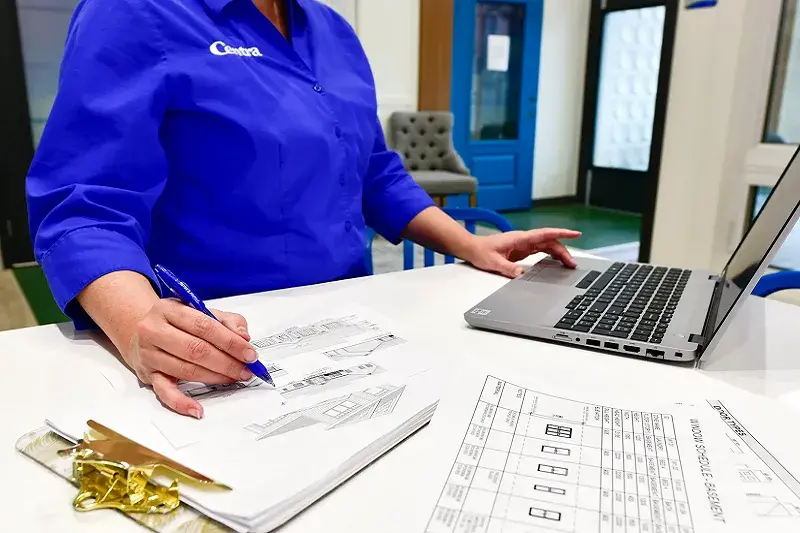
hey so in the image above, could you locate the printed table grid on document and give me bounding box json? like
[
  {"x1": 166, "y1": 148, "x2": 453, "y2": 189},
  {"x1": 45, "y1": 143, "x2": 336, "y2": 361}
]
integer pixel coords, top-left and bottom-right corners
[{"x1": 425, "y1": 376, "x2": 695, "y2": 533}]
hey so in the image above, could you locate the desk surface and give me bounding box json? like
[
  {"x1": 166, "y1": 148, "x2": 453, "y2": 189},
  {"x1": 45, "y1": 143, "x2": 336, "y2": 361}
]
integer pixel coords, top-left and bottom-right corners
[{"x1": 4, "y1": 258, "x2": 800, "y2": 532}]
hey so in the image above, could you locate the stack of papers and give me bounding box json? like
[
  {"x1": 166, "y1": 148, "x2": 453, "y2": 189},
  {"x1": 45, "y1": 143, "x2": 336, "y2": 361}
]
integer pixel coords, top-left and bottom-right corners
[{"x1": 46, "y1": 306, "x2": 441, "y2": 532}]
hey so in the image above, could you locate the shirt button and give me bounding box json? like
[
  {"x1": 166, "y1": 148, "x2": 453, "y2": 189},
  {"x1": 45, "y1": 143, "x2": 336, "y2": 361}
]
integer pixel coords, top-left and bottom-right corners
[
  {"x1": 345, "y1": 221, "x2": 352, "y2": 232},
  {"x1": 339, "y1": 174, "x2": 345, "y2": 186},
  {"x1": 313, "y1": 83, "x2": 323, "y2": 93}
]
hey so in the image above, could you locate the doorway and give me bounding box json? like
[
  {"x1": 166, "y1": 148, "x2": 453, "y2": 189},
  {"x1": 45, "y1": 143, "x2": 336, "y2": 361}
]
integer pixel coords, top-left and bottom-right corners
[
  {"x1": 450, "y1": 0, "x2": 544, "y2": 211},
  {"x1": 0, "y1": 0, "x2": 36, "y2": 268},
  {"x1": 577, "y1": 0, "x2": 677, "y2": 262}
]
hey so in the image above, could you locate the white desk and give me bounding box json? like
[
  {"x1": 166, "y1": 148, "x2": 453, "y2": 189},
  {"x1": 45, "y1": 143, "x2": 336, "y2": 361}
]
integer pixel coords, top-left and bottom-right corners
[{"x1": 3, "y1": 260, "x2": 800, "y2": 532}]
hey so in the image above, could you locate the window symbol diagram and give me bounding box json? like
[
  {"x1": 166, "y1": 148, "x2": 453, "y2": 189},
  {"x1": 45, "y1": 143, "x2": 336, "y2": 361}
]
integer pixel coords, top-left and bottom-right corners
[
  {"x1": 545, "y1": 424, "x2": 573, "y2": 439},
  {"x1": 541, "y1": 444, "x2": 570, "y2": 456},
  {"x1": 538, "y1": 464, "x2": 568, "y2": 476},
  {"x1": 534, "y1": 484, "x2": 566, "y2": 496},
  {"x1": 529, "y1": 507, "x2": 562, "y2": 521}
]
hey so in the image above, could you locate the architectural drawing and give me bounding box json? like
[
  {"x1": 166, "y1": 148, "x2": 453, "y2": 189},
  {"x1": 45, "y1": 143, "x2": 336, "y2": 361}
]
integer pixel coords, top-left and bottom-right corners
[
  {"x1": 323, "y1": 333, "x2": 405, "y2": 362},
  {"x1": 249, "y1": 314, "x2": 385, "y2": 360},
  {"x1": 245, "y1": 384, "x2": 405, "y2": 440},
  {"x1": 179, "y1": 363, "x2": 287, "y2": 402},
  {"x1": 747, "y1": 494, "x2": 800, "y2": 518},
  {"x1": 545, "y1": 423, "x2": 573, "y2": 439},
  {"x1": 278, "y1": 362, "x2": 384, "y2": 399},
  {"x1": 737, "y1": 464, "x2": 776, "y2": 484},
  {"x1": 426, "y1": 377, "x2": 800, "y2": 533},
  {"x1": 425, "y1": 375, "x2": 697, "y2": 533}
]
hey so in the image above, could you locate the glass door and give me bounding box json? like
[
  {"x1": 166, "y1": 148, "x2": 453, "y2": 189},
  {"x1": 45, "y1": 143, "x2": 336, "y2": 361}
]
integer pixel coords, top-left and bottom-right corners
[
  {"x1": 0, "y1": 0, "x2": 78, "y2": 267},
  {"x1": 577, "y1": 0, "x2": 677, "y2": 262},
  {"x1": 451, "y1": 0, "x2": 544, "y2": 211}
]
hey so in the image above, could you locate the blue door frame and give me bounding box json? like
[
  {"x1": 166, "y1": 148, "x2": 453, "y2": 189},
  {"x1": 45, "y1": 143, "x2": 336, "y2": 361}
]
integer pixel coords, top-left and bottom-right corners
[{"x1": 450, "y1": 0, "x2": 543, "y2": 212}]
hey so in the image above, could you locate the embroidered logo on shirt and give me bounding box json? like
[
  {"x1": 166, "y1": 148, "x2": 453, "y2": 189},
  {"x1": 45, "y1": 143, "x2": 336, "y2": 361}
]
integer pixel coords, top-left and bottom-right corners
[{"x1": 209, "y1": 41, "x2": 263, "y2": 58}]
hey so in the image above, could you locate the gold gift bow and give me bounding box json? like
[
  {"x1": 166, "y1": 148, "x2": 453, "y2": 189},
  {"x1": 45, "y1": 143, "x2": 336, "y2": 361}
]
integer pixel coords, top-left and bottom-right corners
[{"x1": 59, "y1": 420, "x2": 230, "y2": 514}]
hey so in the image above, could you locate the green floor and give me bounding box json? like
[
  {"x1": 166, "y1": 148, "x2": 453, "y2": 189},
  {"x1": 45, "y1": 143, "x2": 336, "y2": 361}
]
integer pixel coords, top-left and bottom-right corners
[
  {"x1": 503, "y1": 204, "x2": 641, "y2": 250},
  {"x1": 13, "y1": 266, "x2": 68, "y2": 325},
  {"x1": 12, "y1": 204, "x2": 639, "y2": 326}
]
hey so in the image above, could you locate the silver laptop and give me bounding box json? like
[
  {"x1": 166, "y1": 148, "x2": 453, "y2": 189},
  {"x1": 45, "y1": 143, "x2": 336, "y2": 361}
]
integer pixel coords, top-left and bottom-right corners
[{"x1": 465, "y1": 146, "x2": 800, "y2": 363}]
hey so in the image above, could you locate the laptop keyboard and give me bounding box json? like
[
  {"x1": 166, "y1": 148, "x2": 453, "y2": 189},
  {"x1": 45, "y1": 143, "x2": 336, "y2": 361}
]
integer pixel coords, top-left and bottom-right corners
[{"x1": 555, "y1": 263, "x2": 691, "y2": 344}]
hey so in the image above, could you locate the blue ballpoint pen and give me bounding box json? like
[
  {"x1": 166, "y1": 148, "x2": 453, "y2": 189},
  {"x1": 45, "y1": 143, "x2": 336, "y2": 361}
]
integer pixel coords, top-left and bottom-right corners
[{"x1": 153, "y1": 264, "x2": 275, "y2": 386}]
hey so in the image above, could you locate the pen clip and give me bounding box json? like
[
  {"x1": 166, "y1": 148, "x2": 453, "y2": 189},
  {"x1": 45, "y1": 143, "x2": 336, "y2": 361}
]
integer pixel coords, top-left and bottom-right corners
[{"x1": 154, "y1": 265, "x2": 214, "y2": 318}]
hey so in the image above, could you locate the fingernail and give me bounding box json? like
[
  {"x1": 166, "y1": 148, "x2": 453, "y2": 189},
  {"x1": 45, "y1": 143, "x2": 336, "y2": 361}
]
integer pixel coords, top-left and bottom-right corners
[
  {"x1": 245, "y1": 348, "x2": 258, "y2": 362},
  {"x1": 240, "y1": 369, "x2": 254, "y2": 381},
  {"x1": 189, "y1": 408, "x2": 202, "y2": 419},
  {"x1": 237, "y1": 325, "x2": 249, "y2": 335}
]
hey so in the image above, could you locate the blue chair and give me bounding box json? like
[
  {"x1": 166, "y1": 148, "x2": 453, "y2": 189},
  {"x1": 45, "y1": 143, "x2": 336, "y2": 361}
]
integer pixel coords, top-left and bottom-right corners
[
  {"x1": 364, "y1": 207, "x2": 514, "y2": 275},
  {"x1": 752, "y1": 271, "x2": 800, "y2": 297},
  {"x1": 364, "y1": 227, "x2": 378, "y2": 275}
]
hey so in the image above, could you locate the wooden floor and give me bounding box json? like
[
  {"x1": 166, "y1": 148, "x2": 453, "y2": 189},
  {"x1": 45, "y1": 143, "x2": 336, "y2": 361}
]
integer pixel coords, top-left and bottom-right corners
[{"x1": 0, "y1": 270, "x2": 36, "y2": 331}]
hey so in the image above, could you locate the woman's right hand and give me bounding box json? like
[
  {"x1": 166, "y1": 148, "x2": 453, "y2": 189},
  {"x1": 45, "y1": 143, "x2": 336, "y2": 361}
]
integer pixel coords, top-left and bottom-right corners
[{"x1": 125, "y1": 298, "x2": 258, "y2": 418}]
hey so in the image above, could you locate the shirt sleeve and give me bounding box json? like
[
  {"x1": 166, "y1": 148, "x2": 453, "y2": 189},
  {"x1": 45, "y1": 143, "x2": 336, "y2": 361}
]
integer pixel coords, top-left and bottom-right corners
[
  {"x1": 26, "y1": 0, "x2": 168, "y2": 328},
  {"x1": 362, "y1": 117, "x2": 436, "y2": 244}
]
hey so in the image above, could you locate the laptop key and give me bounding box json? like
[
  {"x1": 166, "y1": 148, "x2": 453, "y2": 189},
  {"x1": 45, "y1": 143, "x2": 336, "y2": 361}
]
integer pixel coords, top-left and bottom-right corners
[
  {"x1": 576, "y1": 271, "x2": 601, "y2": 289},
  {"x1": 565, "y1": 296, "x2": 583, "y2": 309},
  {"x1": 631, "y1": 334, "x2": 650, "y2": 342},
  {"x1": 572, "y1": 324, "x2": 591, "y2": 332},
  {"x1": 555, "y1": 321, "x2": 573, "y2": 330},
  {"x1": 564, "y1": 311, "x2": 583, "y2": 320},
  {"x1": 609, "y1": 329, "x2": 631, "y2": 338},
  {"x1": 591, "y1": 302, "x2": 609, "y2": 312}
]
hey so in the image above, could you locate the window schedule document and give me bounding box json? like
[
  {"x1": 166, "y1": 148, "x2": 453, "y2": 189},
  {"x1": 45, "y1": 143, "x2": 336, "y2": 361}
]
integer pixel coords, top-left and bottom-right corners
[{"x1": 423, "y1": 375, "x2": 800, "y2": 533}]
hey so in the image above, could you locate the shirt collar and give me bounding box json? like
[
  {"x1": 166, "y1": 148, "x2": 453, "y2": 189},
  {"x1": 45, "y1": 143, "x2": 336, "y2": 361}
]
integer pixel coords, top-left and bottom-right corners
[
  {"x1": 203, "y1": 0, "x2": 305, "y2": 15},
  {"x1": 203, "y1": 0, "x2": 236, "y2": 13}
]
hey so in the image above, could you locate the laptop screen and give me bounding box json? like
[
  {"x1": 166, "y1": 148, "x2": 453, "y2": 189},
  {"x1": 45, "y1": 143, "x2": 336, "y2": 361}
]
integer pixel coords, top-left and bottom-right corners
[{"x1": 711, "y1": 146, "x2": 800, "y2": 339}]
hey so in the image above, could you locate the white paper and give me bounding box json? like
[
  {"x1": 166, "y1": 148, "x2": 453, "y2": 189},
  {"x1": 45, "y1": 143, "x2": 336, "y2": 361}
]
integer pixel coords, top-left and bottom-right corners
[
  {"x1": 47, "y1": 369, "x2": 440, "y2": 532},
  {"x1": 419, "y1": 372, "x2": 800, "y2": 532},
  {"x1": 45, "y1": 303, "x2": 443, "y2": 532},
  {"x1": 151, "y1": 307, "x2": 428, "y2": 448},
  {"x1": 486, "y1": 34, "x2": 511, "y2": 72}
]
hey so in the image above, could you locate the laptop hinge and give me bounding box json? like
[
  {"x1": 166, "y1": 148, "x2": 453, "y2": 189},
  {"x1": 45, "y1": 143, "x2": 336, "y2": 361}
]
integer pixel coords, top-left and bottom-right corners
[
  {"x1": 695, "y1": 277, "x2": 724, "y2": 355},
  {"x1": 689, "y1": 334, "x2": 705, "y2": 345}
]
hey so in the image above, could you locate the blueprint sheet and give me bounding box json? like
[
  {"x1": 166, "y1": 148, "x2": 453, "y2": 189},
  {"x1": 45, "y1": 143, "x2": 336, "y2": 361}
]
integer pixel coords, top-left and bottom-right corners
[
  {"x1": 151, "y1": 306, "x2": 429, "y2": 448},
  {"x1": 423, "y1": 374, "x2": 800, "y2": 533}
]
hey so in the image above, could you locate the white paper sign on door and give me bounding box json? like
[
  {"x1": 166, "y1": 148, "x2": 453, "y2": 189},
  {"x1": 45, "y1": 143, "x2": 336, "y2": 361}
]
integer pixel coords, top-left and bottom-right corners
[{"x1": 486, "y1": 34, "x2": 511, "y2": 72}]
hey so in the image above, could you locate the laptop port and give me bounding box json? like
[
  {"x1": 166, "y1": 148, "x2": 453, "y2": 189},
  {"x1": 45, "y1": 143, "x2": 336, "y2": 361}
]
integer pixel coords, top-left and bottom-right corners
[
  {"x1": 646, "y1": 349, "x2": 665, "y2": 358},
  {"x1": 675, "y1": 352, "x2": 683, "y2": 358},
  {"x1": 624, "y1": 345, "x2": 640, "y2": 353},
  {"x1": 604, "y1": 342, "x2": 619, "y2": 350},
  {"x1": 553, "y1": 333, "x2": 571, "y2": 341},
  {"x1": 586, "y1": 339, "x2": 601, "y2": 347}
]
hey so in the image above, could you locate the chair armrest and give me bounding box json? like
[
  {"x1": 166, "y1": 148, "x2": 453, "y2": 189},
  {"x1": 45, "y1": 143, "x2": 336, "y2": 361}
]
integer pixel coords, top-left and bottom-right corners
[
  {"x1": 753, "y1": 271, "x2": 800, "y2": 298},
  {"x1": 445, "y1": 150, "x2": 471, "y2": 175}
]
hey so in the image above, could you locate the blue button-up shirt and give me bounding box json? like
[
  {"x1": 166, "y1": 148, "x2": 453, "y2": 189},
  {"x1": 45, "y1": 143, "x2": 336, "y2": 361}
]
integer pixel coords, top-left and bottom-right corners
[{"x1": 26, "y1": 0, "x2": 434, "y2": 327}]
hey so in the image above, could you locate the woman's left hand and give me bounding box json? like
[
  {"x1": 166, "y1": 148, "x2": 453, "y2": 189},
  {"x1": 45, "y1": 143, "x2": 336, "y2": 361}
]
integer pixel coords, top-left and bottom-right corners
[{"x1": 463, "y1": 228, "x2": 582, "y2": 278}]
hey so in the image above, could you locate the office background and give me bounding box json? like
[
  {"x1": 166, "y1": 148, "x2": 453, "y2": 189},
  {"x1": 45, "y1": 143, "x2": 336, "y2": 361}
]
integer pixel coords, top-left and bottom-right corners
[{"x1": 0, "y1": 0, "x2": 798, "y2": 332}]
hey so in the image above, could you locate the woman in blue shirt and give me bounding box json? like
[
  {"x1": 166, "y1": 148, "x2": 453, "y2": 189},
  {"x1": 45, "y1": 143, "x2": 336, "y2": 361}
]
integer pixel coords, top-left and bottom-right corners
[{"x1": 26, "y1": 0, "x2": 579, "y2": 417}]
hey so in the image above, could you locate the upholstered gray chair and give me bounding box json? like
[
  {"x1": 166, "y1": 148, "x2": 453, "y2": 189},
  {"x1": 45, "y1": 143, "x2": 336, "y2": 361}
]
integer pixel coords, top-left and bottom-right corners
[{"x1": 388, "y1": 111, "x2": 478, "y2": 207}]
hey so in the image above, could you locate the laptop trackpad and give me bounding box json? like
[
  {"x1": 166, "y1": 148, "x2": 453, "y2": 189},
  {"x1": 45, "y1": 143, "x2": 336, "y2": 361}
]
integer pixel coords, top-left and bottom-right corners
[{"x1": 524, "y1": 260, "x2": 588, "y2": 286}]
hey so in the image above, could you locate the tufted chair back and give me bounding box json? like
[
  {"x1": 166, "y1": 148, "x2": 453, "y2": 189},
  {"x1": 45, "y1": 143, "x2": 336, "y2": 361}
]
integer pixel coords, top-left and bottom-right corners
[{"x1": 388, "y1": 111, "x2": 468, "y2": 174}]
